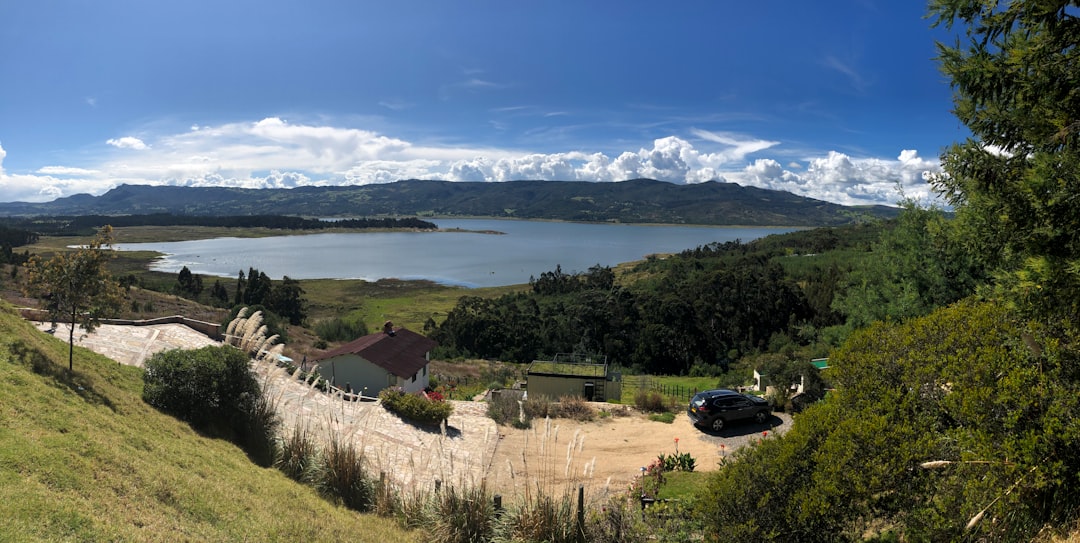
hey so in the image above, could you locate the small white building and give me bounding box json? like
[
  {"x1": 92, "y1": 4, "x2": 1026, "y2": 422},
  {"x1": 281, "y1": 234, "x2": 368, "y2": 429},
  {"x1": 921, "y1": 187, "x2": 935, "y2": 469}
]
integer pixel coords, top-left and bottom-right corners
[{"x1": 312, "y1": 323, "x2": 437, "y2": 396}]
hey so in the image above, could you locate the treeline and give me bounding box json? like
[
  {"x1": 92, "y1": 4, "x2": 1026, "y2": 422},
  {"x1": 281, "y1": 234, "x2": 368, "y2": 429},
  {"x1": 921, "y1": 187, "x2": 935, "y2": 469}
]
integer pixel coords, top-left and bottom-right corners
[
  {"x1": 0, "y1": 214, "x2": 436, "y2": 236},
  {"x1": 431, "y1": 256, "x2": 812, "y2": 374},
  {"x1": 428, "y1": 226, "x2": 864, "y2": 373},
  {"x1": 430, "y1": 211, "x2": 985, "y2": 377},
  {"x1": 0, "y1": 225, "x2": 36, "y2": 265},
  {"x1": 62, "y1": 214, "x2": 437, "y2": 234}
]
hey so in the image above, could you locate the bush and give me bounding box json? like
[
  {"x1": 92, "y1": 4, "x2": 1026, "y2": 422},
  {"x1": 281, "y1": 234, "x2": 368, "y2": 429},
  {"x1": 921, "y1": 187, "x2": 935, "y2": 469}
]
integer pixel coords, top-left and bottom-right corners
[
  {"x1": 487, "y1": 391, "x2": 522, "y2": 426},
  {"x1": 320, "y1": 438, "x2": 375, "y2": 512},
  {"x1": 500, "y1": 491, "x2": 579, "y2": 543},
  {"x1": 379, "y1": 388, "x2": 453, "y2": 426},
  {"x1": 556, "y1": 395, "x2": 595, "y2": 421},
  {"x1": 634, "y1": 389, "x2": 668, "y2": 413},
  {"x1": 429, "y1": 483, "x2": 496, "y2": 543},
  {"x1": 142, "y1": 345, "x2": 258, "y2": 429},
  {"x1": 523, "y1": 394, "x2": 555, "y2": 420},
  {"x1": 142, "y1": 344, "x2": 279, "y2": 465},
  {"x1": 277, "y1": 425, "x2": 319, "y2": 483}
]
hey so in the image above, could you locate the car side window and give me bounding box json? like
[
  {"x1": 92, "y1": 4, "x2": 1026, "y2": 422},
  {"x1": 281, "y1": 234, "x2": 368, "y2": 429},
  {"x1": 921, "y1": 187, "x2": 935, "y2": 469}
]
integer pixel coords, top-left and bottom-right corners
[
  {"x1": 733, "y1": 398, "x2": 751, "y2": 407},
  {"x1": 714, "y1": 398, "x2": 734, "y2": 408}
]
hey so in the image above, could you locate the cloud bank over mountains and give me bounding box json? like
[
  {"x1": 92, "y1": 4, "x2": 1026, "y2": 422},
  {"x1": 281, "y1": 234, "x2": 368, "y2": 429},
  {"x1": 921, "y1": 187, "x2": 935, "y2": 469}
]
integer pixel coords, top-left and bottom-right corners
[{"x1": 0, "y1": 117, "x2": 941, "y2": 206}]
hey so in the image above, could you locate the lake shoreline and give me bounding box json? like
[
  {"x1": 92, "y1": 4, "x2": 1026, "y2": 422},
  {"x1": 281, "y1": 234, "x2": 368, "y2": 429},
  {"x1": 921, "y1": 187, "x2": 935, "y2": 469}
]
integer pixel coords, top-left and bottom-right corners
[{"x1": 110, "y1": 219, "x2": 797, "y2": 288}]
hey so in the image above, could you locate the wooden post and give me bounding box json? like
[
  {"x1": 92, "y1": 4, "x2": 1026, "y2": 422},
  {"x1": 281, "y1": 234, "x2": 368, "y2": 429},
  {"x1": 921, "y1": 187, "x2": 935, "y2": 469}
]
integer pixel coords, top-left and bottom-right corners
[
  {"x1": 493, "y1": 494, "x2": 503, "y2": 518},
  {"x1": 434, "y1": 479, "x2": 441, "y2": 494},
  {"x1": 576, "y1": 485, "x2": 585, "y2": 542}
]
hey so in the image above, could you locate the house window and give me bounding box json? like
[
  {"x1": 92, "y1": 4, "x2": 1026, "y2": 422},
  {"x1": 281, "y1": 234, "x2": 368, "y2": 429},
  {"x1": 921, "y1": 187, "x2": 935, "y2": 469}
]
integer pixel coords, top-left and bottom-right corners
[
  {"x1": 423, "y1": 366, "x2": 427, "y2": 376},
  {"x1": 412, "y1": 372, "x2": 417, "y2": 383}
]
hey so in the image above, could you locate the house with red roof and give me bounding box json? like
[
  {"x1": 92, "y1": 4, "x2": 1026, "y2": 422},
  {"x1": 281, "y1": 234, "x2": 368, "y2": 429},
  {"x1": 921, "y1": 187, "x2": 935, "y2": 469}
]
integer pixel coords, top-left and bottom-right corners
[{"x1": 311, "y1": 322, "x2": 438, "y2": 396}]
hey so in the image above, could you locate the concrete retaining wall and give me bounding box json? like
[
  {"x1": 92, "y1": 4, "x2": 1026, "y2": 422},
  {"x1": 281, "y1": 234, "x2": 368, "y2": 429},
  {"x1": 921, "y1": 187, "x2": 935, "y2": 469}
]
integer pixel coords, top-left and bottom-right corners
[{"x1": 18, "y1": 308, "x2": 221, "y2": 341}]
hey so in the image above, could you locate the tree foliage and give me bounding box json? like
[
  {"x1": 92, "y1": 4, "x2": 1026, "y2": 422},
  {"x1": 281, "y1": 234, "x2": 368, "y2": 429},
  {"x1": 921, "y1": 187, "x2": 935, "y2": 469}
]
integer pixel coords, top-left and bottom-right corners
[
  {"x1": 142, "y1": 345, "x2": 258, "y2": 428},
  {"x1": 701, "y1": 301, "x2": 1080, "y2": 541},
  {"x1": 832, "y1": 201, "x2": 986, "y2": 328},
  {"x1": 433, "y1": 253, "x2": 812, "y2": 373},
  {"x1": 232, "y1": 267, "x2": 307, "y2": 326},
  {"x1": 930, "y1": 0, "x2": 1080, "y2": 322},
  {"x1": 174, "y1": 265, "x2": 203, "y2": 297},
  {"x1": 23, "y1": 225, "x2": 123, "y2": 372}
]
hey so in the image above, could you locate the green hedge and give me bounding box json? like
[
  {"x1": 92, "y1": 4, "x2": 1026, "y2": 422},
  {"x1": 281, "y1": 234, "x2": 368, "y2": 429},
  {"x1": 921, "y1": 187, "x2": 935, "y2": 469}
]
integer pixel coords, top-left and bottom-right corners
[{"x1": 378, "y1": 388, "x2": 453, "y2": 425}]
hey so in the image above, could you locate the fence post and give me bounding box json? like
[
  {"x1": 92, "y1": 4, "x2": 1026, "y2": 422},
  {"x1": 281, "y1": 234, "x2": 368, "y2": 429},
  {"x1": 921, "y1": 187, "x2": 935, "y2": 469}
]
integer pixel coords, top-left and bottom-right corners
[
  {"x1": 577, "y1": 484, "x2": 585, "y2": 542},
  {"x1": 435, "y1": 479, "x2": 441, "y2": 494},
  {"x1": 494, "y1": 494, "x2": 503, "y2": 519}
]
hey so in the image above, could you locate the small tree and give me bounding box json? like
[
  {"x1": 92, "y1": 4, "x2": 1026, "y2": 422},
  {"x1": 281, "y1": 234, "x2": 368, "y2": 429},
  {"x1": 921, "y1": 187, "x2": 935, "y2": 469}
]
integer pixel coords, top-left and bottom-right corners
[{"x1": 24, "y1": 225, "x2": 123, "y2": 372}]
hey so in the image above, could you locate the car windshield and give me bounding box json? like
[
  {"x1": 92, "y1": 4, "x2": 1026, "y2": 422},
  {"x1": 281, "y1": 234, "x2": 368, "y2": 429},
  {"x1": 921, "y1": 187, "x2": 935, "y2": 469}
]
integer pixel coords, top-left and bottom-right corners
[{"x1": 690, "y1": 395, "x2": 707, "y2": 408}]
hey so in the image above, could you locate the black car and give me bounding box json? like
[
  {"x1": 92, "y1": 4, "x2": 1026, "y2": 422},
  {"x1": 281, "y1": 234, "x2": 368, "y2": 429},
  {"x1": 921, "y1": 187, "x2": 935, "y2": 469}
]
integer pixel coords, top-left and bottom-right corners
[{"x1": 687, "y1": 389, "x2": 771, "y2": 431}]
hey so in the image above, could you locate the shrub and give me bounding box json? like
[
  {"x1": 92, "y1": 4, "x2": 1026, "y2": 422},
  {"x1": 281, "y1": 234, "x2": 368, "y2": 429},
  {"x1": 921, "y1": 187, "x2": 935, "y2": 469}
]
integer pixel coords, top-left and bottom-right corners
[
  {"x1": 429, "y1": 483, "x2": 495, "y2": 543},
  {"x1": 585, "y1": 496, "x2": 648, "y2": 543},
  {"x1": 500, "y1": 491, "x2": 579, "y2": 543},
  {"x1": 487, "y1": 391, "x2": 522, "y2": 426},
  {"x1": 379, "y1": 387, "x2": 453, "y2": 426},
  {"x1": 523, "y1": 394, "x2": 555, "y2": 420},
  {"x1": 657, "y1": 452, "x2": 696, "y2": 472},
  {"x1": 320, "y1": 437, "x2": 375, "y2": 512},
  {"x1": 277, "y1": 425, "x2": 319, "y2": 483},
  {"x1": 634, "y1": 389, "x2": 667, "y2": 413},
  {"x1": 143, "y1": 344, "x2": 280, "y2": 464},
  {"x1": 556, "y1": 395, "x2": 595, "y2": 421},
  {"x1": 241, "y1": 383, "x2": 280, "y2": 467},
  {"x1": 142, "y1": 345, "x2": 258, "y2": 429}
]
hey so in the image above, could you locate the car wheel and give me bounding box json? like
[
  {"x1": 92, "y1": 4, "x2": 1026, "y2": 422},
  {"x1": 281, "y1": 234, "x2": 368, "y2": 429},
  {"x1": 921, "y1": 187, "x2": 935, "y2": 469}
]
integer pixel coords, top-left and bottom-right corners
[
  {"x1": 754, "y1": 410, "x2": 768, "y2": 424},
  {"x1": 711, "y1": 417, "x2": 725, "y2": 432}
]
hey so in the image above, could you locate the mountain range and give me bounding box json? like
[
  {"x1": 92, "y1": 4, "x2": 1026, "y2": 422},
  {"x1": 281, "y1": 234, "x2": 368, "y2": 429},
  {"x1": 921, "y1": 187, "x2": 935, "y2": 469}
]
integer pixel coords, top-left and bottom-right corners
[{"x1": 0, "y1": 179, "x2": 899, "y2": 226}]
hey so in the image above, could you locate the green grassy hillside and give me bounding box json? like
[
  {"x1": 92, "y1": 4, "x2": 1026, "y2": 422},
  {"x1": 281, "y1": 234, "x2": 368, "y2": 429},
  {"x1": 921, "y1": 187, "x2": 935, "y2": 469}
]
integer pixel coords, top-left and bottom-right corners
[{"x1": 0, "y1": 303, "x2": 416, "y2": 542}]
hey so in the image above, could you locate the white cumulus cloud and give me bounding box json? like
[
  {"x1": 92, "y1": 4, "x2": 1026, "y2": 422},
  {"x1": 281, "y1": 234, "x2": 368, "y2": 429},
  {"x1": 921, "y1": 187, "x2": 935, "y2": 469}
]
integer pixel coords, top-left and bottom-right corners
[
  {"x1": 0, "y1": 119, "x2": 944, "y2": 207},
  {"x1": 106, "y1": 136, "x2": 149, "y2": 150}
]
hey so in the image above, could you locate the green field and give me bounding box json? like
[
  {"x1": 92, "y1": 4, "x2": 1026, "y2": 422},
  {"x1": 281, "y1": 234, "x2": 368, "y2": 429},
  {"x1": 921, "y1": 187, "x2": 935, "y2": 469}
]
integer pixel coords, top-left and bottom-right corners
[{"x1": 619, "y1": 374, "x2": 737, "y2": 406}]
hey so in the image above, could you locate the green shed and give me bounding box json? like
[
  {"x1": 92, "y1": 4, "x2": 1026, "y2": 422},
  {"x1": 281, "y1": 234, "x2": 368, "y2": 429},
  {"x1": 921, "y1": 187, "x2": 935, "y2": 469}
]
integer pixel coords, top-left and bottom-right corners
[{"x1": 525, "y1": 353, "x2": 621, "y2": 402}]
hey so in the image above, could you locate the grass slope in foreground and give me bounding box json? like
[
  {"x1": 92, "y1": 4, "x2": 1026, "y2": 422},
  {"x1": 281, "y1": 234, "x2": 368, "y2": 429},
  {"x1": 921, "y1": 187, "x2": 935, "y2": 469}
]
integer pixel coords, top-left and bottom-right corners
[{"x1": 0, "y1": 303, "x2": 415, "y2": 542}]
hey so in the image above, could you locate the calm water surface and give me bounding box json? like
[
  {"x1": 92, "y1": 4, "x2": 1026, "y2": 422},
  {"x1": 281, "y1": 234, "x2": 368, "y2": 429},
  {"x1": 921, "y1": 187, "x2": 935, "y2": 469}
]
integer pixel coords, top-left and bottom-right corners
[{"x1": 118, "y1": 219, "x2": 795, "y2": 287}]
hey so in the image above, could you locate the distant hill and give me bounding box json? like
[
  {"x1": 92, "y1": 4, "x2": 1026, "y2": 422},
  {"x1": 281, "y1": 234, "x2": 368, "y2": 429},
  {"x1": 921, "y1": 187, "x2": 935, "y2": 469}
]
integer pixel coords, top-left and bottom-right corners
[{"x1": 0, "y1": 179, "x2": 899, "y2": 226}]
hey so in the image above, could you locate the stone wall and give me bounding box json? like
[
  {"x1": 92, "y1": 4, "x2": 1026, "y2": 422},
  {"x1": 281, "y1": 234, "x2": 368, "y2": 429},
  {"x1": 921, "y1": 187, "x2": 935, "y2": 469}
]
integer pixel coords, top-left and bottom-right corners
[{"x1": 18, "y1": 308, "x2": 221, "y2": 340}]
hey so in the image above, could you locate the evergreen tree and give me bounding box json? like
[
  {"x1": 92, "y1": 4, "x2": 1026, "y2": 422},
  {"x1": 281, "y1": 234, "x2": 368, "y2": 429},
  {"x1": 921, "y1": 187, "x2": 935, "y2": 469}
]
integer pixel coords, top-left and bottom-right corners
[{"x1": 930, "y1": 0, "x2": 1080, "y2": 321}]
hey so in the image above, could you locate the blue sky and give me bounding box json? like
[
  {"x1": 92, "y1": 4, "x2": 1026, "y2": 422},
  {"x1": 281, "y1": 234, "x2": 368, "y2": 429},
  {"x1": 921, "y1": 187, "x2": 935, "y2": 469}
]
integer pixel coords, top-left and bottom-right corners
[{"x1": 0, "y1": 1, "x2": 963, "y2": 206}]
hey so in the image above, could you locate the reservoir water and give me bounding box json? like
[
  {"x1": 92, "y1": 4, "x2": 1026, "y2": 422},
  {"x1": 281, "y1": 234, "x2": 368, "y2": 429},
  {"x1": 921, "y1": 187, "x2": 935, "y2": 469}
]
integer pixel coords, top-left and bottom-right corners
[{"x1": 118, "y1": 219, "x2": 796, "y2": 288}]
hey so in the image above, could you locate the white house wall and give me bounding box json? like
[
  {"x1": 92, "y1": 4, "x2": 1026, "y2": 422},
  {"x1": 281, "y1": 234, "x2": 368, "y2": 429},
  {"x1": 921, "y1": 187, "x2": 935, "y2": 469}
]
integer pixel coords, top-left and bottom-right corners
[
  {"x1": 398, "y1": 364, "x2": 429, "y2": 394},
  {"x1": 317, "y1": 354, "x2": 393, "y2": 396},
  {"x1": 316, "y1": 353, "x2": 430, "y2": 396}
]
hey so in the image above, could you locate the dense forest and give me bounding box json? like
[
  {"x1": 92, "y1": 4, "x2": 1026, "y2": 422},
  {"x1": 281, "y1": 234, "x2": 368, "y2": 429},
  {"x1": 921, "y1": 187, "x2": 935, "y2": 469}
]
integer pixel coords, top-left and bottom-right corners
[
  {"x1": 0, "y1": 214, "x2": 436, "y2": 236},
  {"x1": 0, "y1": 224, "x2": 36, "y2": 266},
  {"x1": 428, "y1": 207, "x2": 978, "y2": 377}
]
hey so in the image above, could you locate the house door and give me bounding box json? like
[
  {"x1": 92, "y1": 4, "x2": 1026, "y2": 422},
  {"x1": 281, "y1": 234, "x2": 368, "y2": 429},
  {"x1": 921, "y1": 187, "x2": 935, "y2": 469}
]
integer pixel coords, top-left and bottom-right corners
[{"x1": 583, "y1": 382, "x2": 595, "y2": 401}]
